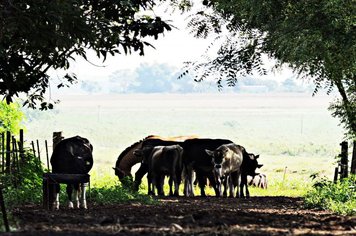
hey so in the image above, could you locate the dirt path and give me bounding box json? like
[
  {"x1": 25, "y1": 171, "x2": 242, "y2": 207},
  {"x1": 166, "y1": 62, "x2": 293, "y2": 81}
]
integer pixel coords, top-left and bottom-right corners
[{"x1": 6, "y1": 197, "x2": 356, "y2": 235}]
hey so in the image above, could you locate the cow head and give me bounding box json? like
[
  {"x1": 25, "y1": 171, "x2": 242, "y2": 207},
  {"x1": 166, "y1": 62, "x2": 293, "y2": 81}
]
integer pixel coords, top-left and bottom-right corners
[
  {"x1": 205, "y1": 146, "x2": 229, "y2": 178},
  {"x1": 112, "y1": 166, "x2": 128, "y2": 179},
  {"x1": 245, "y1": 153, "x2": 263, "y2": 176},
  {"x1": 133, "y1": 145, "x2": 154, "y2": 164}
]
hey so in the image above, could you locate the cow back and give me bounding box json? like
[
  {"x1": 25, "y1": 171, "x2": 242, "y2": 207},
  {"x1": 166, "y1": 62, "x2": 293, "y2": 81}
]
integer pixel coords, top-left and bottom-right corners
[
  {"x1": 51, "y1": 136, "x2": 93, "y2": 174},
  {"x1": 182, "y1": 138, "x2": 233, "y2": 172}
]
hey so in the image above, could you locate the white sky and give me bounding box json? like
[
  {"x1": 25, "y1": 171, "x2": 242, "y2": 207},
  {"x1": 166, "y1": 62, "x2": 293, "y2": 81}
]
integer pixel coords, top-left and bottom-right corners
[{"x1": 51, "y1": 4, "x2": 297, "y2": 92}]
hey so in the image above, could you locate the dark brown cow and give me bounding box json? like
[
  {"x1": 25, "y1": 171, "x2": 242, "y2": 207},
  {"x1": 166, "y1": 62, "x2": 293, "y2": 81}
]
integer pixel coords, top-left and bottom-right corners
[{"x1": 135, "y1": 145, "x2": 184, "y2": 196}]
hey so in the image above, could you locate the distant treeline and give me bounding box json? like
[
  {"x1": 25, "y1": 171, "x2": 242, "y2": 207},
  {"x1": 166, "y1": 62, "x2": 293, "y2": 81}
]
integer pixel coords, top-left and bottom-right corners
[{"x1": 79, "y1": 63, "x2": 314, "y2": 94}]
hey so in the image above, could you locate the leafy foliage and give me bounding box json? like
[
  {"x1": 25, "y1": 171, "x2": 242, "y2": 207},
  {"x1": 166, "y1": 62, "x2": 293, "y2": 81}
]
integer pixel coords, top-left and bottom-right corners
[
  {"x1": 0, "y1": 0, "x2": 172, "y2": 109},
  {"x1": 304, "y1": 174, "x2": 356, "y2": 215},
  {"x1": 1, "y1": 151, "x2": 44, "y2": 208},
  {"x1": 0, "y1": 101, "x2": 25, "y2": 135},
  {"x1": 178, "y1": 0, "x2": 356, "y2": 138}
]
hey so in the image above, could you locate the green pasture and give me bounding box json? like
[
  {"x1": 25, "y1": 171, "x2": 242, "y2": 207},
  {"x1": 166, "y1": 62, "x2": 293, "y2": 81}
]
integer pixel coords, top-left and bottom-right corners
[{"x1": 23, "y1": 93, "x2": 346, "y2": 197}]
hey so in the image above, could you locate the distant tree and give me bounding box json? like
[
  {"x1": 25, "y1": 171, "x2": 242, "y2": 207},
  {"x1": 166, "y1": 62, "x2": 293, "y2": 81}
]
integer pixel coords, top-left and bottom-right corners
[
  {"x1": 108, "y1": 70, "x2": 139, "y2": 93},
  {"x1": 81, "y1": 81, "x2": 102, "y2": 94},
  {"x1": 0, "y1": 0, "x2": 172, "y2": 109},
  {"x1": 178, "y1": 0, "x2": 356, "y2": 138},
  {"x1": 130, "y1": 63, "x2": 195, "y2": 93}
]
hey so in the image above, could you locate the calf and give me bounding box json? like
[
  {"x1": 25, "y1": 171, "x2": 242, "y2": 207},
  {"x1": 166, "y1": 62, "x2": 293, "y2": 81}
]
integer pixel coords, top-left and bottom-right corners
[
  {"x1": 239, "y1": 151, "x2": 262, "y2": 198},
  {"x1": 206, "y1": 143, "x2": 262, "y2": 198},
  {"x1": 149, "y1": 145, "x2": 184, "y2": 196},
  {"x1": 134, "y1": 144, "x2": 184, "y2": 196},
  {"x1": 248, "y1": 173, "x2": 267, "y2": 189},
  {"x1": 131, "y1": 138, "x2": 184, "y2": 191}
]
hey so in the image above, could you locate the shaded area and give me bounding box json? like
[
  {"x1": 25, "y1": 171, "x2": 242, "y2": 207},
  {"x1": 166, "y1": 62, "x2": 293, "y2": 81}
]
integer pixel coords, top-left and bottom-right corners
[{"x1": 6, "y1": 197, "x2": 356, "y2": 235}]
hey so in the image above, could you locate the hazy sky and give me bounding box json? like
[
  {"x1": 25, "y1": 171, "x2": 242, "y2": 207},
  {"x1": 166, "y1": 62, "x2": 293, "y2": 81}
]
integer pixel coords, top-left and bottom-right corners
[{"x1": 50, "y1": 4, "x2": 297, "y2": 94}]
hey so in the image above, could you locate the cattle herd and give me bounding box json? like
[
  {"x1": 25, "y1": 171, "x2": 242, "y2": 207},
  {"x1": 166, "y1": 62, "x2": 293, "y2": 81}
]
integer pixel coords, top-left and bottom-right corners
[
  {"x1": 113, "y1": 136, "x2": 266, "y2": 198},
  {"x1": 50, "y1": 135, "x2": 267, "y2": 209}
]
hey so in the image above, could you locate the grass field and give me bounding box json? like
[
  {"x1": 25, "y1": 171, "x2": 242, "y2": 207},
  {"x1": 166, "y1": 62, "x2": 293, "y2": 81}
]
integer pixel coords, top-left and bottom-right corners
[{"x1": 23, "y1": 92, "x2": 346, "y2": 196}]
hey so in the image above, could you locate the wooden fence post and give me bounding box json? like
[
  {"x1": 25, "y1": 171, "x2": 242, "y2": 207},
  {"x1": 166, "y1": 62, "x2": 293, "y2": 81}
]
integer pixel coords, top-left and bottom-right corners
[
  {"x1": 0, "y1": 188, "x2": 10, "y2": 232},
  {"x1": 333, "y1": 167, "x2": 338, "y2": 183},
  {"x1": 19, "y1": 129, "x2": 24, "y2": 161},
  {"x1": 1, "y1": 132, "x2": 4, "y2": 173},
  {"x1": 339, "y1": 141, "x2": 348, "y2": 179},
  {"x1": 36, "y1": 139, "x2": 41, "y2": 163},
  {"x1": 5, "y1": 131, "x2": 11, "y2": 174},
  {"x1": 351, "y1": 140, "x2": 356, "y2": 175},
  {"x1": 31, "y1": 141, "x2": 36, "y2": 158},
  {"x1": 45, "y1": 140, "x2": 50, "y2": 171}
]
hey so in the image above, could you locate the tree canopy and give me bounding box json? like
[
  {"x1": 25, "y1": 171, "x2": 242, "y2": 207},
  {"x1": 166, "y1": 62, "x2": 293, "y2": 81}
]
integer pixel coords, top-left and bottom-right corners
[
  {"x1": 0, "y1": 0, "x2": 171, "y2": 109},
  {"x1": 180, "y1": 0, "x2": 355, "y2": 138}
]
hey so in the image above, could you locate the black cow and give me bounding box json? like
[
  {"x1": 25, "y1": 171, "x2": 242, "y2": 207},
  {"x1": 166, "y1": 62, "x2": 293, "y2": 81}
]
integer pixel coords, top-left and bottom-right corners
[
  {"x1": 132, "y1": 138, "x2": 183, "y2": 191},
  {"x1": 181, "y1": 138, "x2": 233, "y2": 197},
  {"x1": 50, "y1": 136, "x2": 93, "y2": 209},
  {"x1": 135, "y1": 145, "x2": 184, "y2": 196},
  {"x1": 206, "y1": 143, "x2": 262, "y2": 198},
  {"x1": 239, "y1": 151, "x2": 262, "y2": 198}
]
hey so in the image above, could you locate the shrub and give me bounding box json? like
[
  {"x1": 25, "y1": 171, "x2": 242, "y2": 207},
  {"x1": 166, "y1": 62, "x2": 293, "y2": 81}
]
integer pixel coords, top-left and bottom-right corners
[
  {"x1": 304, "y1": 174, "x2": 356, "y2": 215},
  {"x1": 1, "y1": 151, "x2": 44, "y2": 208}
]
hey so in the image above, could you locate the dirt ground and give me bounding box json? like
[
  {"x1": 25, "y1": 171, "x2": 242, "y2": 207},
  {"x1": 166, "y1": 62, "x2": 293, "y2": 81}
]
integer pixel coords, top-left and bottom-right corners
[{"x1": 6, "y1": 196, "x2": 356, "y2": 235}]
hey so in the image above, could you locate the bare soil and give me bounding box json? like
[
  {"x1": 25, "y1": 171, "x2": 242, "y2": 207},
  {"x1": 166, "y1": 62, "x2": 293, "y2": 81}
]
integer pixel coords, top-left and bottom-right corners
[{"x1": 6, "y1": 196, "x2": 356, "y2": 235}]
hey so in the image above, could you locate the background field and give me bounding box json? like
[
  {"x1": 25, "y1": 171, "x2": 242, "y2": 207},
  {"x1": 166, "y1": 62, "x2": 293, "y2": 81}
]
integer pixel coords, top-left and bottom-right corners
[{"x1": 23, "y1": 92, "x2": 346, "y2": 196}]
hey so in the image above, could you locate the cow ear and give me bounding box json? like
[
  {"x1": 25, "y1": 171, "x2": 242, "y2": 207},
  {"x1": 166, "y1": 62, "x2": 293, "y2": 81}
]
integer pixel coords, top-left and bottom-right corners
[
  {"x1": 205, "y1": 149, "x2": 214, "y2": 156},
  {"x1": 257, "y1": 164, "x2": 263, "y2": 168},
  {"x1": 255, "y1": 154, "x2": 260, "y2": 159}
]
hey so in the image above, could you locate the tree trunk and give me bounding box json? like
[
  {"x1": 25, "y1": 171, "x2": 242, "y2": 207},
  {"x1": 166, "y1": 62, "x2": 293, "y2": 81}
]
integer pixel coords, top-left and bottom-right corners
[
  {"x1": 334, "y1": 80, "x2": 356, "y2": 136},
  {"x1": 339, "y1": 141, "x2": 348, "y2": 179}
]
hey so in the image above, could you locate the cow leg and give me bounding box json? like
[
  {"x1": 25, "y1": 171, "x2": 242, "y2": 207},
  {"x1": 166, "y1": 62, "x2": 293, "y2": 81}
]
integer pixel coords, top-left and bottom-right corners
[
  {"x1": 73, "y1": 183, "x2": 80, "y2": 208},
  {"x1": 147, "y1": 167, "x2": 155, "y2": 196},
  {"x1": 207, "y1": 172, "x2": 219, "y2": 197},
  {"x1": 183, "y1": 166, "x2": 194, "y2": 197},
  {"x1": 197, "y1": 173, "x2": 207, "y2": 197},
  {"x1": 80, "y1": 183, "x2": 88, "y2": 209},
  {"x1": 134, "y1": 164, "x2": 148, "y2": 191},
  {"x1": 216, "y1": 178, "x2": 222, "y2": 197},
  {"x1": 228, "y1": 175, "x2": 235, "y2": 197},
  {"x1": 239, "y1": 174, "x2": 248, "y2": 198},
  {"x1": 236, "y1": 174, "x2": 241, "y2": 198},
  {"x1": 244, "y1": 175, "x2": 250, "y2": 198},
  {"x1": 158, "y1": 175, "x2": 165, "y2": 196},
  {"x1": 168, "y1": 177, "x2": 174, "y2": 196},
  {"x1": 66, "y1": 184, "x2": 75, "y2": 208},
  {"x1": 222, "y1": 176, "x2": 228, "y2": 197},
  {"x1": 169, "y1": 173, "x2": 179, "y2": 197},
  {"x1": 173, "y1": 173, "x2": 180, "y2": 197},
  {"x1": 53, "y1": 184, "x2": 60, "y2": 210},
  {"x1": 148, "y1": 171, "x2": 154, "y2": 196}
]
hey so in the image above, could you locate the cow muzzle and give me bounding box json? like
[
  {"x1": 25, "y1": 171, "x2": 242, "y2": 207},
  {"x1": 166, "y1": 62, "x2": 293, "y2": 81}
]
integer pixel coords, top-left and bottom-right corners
[{"x1": 214, "y1": 164, "x2": 222, "y2": 169}]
